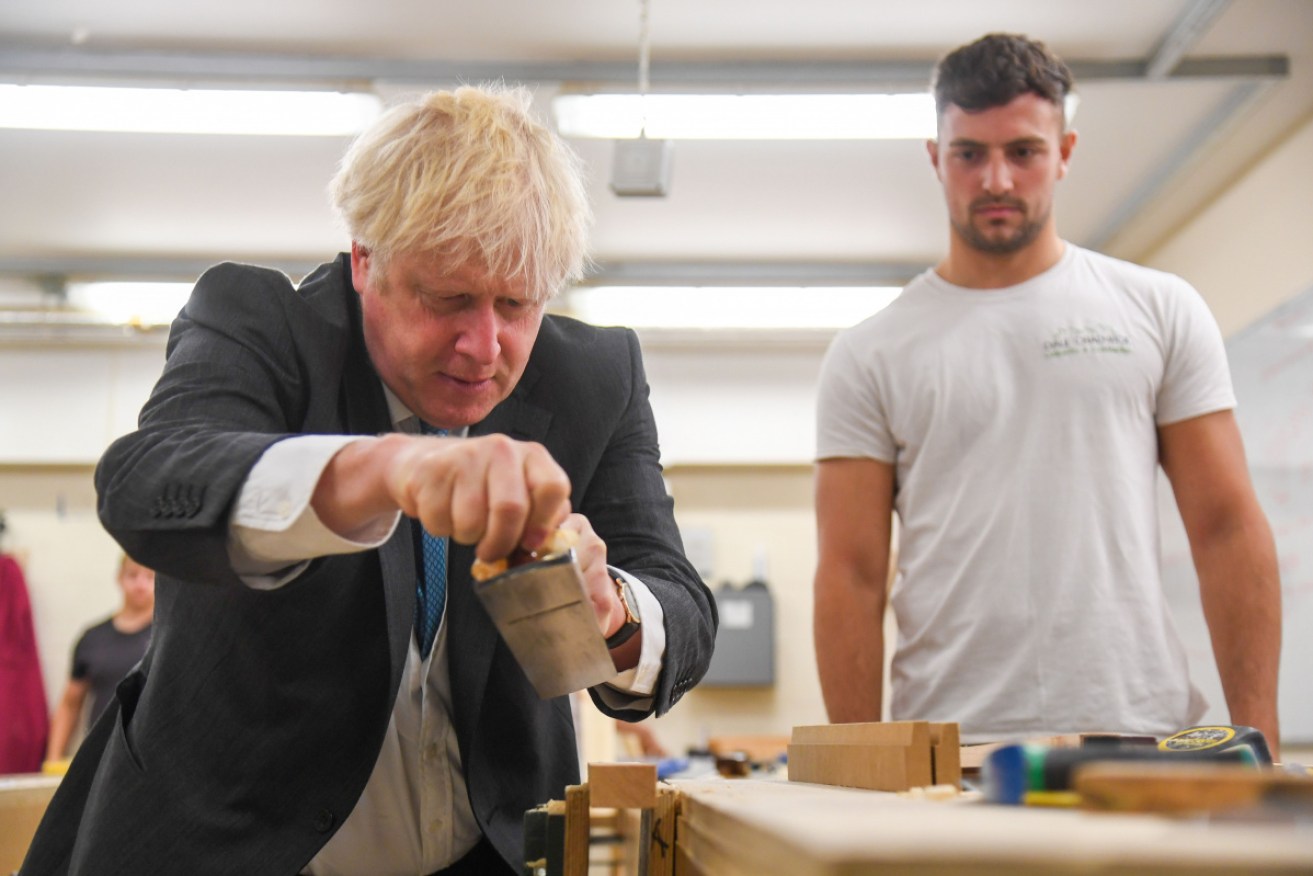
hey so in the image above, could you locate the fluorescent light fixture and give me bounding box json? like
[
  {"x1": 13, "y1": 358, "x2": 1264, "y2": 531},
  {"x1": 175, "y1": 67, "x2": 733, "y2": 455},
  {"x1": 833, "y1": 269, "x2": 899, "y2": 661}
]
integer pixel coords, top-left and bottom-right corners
[
  {"x1": 554, "y1": 93, "x2": 937, "y2": 140},
  {"x1": 567, "y1": 286, "x2": 901, "y2": 330},
  {"x1": 555, "y1": 92, "x2": 1081, "y2": 140},
  {"x1": 0, "y1": 84, "x2": 382, "y2": 136},
  {"x1": 67, "y1": 281, "x2": 193, "y2": 327}
]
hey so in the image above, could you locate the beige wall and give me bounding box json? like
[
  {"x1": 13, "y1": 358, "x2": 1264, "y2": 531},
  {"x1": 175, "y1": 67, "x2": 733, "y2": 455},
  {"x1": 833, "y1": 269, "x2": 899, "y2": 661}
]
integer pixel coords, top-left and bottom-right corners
[
  {"x1": 653, "y1": 465, "x2": 826, "y2": 753},
  {"x1": 1, "y1": 466, "x2": 124, "y2": 743},
  {"x1": 1144, "y1": 114, "x2": 1313, "y2": 337}
]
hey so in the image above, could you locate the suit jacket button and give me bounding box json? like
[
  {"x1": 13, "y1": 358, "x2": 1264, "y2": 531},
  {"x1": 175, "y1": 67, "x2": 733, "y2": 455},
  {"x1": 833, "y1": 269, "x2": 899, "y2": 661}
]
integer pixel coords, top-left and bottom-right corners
[{"x1": 313, "y1": 810, "x2": 335, "y2": 832}]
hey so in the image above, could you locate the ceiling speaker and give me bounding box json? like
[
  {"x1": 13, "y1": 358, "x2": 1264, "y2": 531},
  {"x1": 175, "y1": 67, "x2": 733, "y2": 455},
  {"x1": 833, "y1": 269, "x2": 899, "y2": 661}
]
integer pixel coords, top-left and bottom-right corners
[{"x1": 610, "y1": 137, "x2": 672, "y2": 197}]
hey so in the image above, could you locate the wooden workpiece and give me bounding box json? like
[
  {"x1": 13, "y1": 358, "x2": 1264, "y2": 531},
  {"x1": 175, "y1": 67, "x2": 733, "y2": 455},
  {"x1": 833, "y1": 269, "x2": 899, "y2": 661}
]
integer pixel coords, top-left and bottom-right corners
[
  {"x1": 929, "y1": 722, "x2": 961, "y2": 787},
  {"x1": 672, "y1": 777, "x2": 1313, "y2": 875},
  {"x1": 708, "y1": 734, "x2": 790, "y2": 764},
  {"x1": 587, "y1": 762, "x2": 658, "y2": 809},
  {"x1": 531, "y1": 754, "x2": 1312, "y2": 875},
  {"x1": 787, "y1": 741, "x2": 933, "y2": 791},
  {"x1": 0, "y1": 775, "x2": 60, "y2": 875},
  {"x1": 788, "y1": 721, "x2": 962, "y2": 791}
]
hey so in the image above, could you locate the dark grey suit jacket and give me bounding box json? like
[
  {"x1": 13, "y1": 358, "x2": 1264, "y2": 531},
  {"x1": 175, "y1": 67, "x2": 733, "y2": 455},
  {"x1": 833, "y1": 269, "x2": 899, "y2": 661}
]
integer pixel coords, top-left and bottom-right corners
[{"x1": 21, "y1": 255, "x2": 715, "y2": 876}]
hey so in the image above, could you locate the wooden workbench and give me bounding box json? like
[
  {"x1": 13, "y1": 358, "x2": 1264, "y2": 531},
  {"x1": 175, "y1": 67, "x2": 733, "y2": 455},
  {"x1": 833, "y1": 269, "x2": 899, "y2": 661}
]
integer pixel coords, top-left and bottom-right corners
[
  {"x1": 0, "y1": 774, "x2": 60, "y2": 874},
  {"x1": 671, "y1": 776, "x2": 1313, "y2": 875}
]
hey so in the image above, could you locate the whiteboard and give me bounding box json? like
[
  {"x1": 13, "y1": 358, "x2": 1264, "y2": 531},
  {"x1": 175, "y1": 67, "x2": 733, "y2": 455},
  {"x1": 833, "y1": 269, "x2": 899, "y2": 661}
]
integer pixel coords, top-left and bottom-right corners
[{"x1": 1160, "y1": 283, "x2": 1313, "y2": 744}]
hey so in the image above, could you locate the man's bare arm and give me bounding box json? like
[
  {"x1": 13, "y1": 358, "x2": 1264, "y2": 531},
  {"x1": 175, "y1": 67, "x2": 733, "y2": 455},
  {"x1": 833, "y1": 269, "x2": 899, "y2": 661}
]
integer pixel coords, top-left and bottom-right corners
[
  {"x1": 814, "y1": 457, "x2": 896, "y2": 723},
  {"x1": 1160, "y1": 410, "x2": 1281, "y2": 756},
  {"x1": 46, "y1": 678, "x2": 89, "y2": 761}
]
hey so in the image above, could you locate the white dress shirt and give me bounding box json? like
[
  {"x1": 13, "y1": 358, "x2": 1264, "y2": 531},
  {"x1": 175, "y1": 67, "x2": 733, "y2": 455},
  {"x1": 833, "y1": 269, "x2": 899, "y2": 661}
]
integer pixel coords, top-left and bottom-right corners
[{"x1": 226, "y1": 394, "x2": 666, "y2": 875}]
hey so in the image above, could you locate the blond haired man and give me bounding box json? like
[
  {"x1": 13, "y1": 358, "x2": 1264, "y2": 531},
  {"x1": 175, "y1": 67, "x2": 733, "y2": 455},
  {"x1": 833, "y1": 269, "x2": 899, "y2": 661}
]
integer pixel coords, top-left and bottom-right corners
[{"x1": 24, "y1": 86, "x2": 715, "y2": 876}]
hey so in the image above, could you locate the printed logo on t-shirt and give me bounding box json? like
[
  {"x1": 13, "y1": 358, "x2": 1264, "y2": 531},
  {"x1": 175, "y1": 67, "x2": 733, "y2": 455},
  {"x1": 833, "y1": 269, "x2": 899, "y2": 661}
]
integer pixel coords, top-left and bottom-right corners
[{"x1": 1042, "y1": 322, "x2": 1132, "y2": 358}]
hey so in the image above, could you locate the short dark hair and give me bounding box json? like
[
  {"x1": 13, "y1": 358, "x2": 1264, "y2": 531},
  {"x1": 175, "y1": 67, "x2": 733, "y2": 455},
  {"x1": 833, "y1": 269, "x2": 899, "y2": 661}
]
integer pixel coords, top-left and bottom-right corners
[{"x1": 931, "y1": 33, "x2": 1073, "y2": 119}]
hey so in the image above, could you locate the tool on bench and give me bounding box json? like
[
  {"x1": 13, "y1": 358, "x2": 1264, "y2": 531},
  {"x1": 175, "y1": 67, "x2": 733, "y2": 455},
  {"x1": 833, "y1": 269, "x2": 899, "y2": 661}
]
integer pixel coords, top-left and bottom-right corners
[
  {"x1": 1074, "y1": 762, "x2": 1313, "y2": 814},
  {"x1": 1157, "y1": 724, "x2": 1273, "y2": 765},
  {"x1": 982, "y1": 740, "x2": 1262, "y2": 805}
]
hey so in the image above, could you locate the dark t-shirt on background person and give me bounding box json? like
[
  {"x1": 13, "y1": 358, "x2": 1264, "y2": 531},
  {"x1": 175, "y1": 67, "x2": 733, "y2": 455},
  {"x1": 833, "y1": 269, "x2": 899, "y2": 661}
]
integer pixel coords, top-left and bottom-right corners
[{"x1": 70, "y1": 620, "x2": 152, "y2": 724}]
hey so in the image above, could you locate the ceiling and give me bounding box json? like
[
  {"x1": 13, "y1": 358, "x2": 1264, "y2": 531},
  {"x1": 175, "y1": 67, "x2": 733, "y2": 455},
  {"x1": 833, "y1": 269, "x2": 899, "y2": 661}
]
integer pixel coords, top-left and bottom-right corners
[{"x1": 1, "y1": 0, "x2": 1311, "y2": 340}]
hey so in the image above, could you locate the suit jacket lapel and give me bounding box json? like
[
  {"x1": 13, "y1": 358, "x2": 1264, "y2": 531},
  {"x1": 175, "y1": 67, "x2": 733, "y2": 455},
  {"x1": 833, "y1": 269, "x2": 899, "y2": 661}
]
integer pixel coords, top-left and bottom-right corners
[
  {"x1": 449, "y1": 372, "x2": 555, "y2": 739},
  {"x1": 470, "y1": 362, "x2": 553, "y2": 442},
  {"x1": 337, "y1": 269, "x2": 416, "y2": 696}
]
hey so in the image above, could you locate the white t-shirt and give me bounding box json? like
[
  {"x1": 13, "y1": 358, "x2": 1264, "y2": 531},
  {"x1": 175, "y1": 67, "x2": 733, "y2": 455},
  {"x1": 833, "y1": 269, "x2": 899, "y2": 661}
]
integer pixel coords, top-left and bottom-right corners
[{"x1": 816, "y1": 244, "x2": 1233, "y2": 742}]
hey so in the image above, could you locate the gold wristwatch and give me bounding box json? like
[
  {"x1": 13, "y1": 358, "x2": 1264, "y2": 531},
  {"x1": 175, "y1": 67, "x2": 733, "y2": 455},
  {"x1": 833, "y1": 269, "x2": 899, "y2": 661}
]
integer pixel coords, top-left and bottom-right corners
[{"x1": 605, "y1": 576, "x2": 641, "y2": 649}]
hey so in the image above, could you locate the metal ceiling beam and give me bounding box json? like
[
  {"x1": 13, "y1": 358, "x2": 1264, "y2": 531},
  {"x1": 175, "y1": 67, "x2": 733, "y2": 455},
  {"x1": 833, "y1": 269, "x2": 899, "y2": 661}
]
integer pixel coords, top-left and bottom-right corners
[
  {"x1": 1091, "y1": 0, "x2": 1259, "y2": 254},
  {"x1": 1146, "y1": 0, "x2": 1233, "y2": 79},
  {"x1": 0, "y1": 255, "x2": 323, "y2": 282},
  {"x1": 583, "y1": 260, "x2": 927, "y2": 287},
  {"x1": 0, "y1": 45, "x2": 1288, "y2": 91},
  {"x1": 0, "y1": 255, "x2": 928, "y2": 287}
]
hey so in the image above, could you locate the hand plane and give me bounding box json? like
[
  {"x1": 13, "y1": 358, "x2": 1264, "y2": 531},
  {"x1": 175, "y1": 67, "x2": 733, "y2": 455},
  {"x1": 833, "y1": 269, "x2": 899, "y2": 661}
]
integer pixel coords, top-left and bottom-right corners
[{"x1": 473, "y1": 548, "x2": 617, "y2": 699}]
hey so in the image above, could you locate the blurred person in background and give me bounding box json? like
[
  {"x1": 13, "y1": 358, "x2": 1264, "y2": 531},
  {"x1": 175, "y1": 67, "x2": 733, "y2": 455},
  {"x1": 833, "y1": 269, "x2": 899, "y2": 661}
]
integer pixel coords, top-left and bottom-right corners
[{"x1": 45, "y1": 555, "x2": 155, "y2": 763}]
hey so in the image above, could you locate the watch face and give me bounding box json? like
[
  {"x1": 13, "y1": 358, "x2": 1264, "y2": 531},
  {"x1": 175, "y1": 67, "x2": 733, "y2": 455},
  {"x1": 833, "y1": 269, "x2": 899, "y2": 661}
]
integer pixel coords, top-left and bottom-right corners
[
  {"x1": 622, "y1": 582, "x2": 640, "y2": 624},
  {"x1": 605, "y1": 578, "x2": 641, "y2": 649},
  {"x1": 613, "y1": 577, "x2": 637, "y2": 622}
]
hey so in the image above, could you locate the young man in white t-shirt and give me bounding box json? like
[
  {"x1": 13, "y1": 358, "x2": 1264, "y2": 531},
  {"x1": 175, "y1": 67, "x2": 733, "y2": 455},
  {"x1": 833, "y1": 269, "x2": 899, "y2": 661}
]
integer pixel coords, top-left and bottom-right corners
[{"x1": 813, "y1": 33, "x2": 1281, "y2": 754}]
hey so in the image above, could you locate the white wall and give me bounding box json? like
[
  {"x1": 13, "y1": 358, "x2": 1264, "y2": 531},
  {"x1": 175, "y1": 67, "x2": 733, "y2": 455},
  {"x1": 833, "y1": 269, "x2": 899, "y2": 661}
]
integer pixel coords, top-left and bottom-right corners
[
  {"x1": 1144, "y1": 115, "x2": 1313, "y2": 337},
  {"x1": 643, "y1": 340, "x2": 825, "y2": 466},
  {"x1": 0, "y1": 345, "x2": 164, "y2": 464},
  {"x1": 0, "y1": 339, "x2": 824, "y2": 467}
]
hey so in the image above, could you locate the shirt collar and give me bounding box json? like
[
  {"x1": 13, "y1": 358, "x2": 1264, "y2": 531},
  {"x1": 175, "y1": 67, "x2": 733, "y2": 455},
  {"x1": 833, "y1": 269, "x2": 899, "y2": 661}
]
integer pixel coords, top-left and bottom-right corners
[{"x1": 381, "y1": 384, "x2": 469, "y2": 437}]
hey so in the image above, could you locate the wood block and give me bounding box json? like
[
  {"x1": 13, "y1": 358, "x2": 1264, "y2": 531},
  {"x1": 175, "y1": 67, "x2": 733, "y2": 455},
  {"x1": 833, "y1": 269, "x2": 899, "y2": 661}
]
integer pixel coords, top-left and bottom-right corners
[
  {"x1": 563, "y1": 784, "x2": 589, "y2": 876},
  {"x1": 791, "y1": 721, "x2": 930, "y2": 747},
  {"x1": 787, "y1": 722, "x2": 960, "y2": 791},
  {"x1": 787, "y1": 741, "x2": 933, "y2": 791},
  {"x1": 588, "y1": 762, "x2": 657, "y2": 809},
  {"x1": 929, "y1": 722, "x2": 961, "y2": 786},
  {"x1": 708, "y1": 734, "x2": 790, "y2": 763}
]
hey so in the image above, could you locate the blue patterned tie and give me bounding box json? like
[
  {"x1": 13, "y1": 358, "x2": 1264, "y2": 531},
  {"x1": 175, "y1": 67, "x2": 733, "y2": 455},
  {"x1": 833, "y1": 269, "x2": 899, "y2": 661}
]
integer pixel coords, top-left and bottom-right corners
[{"x1": 416, "y1": 422, "x2": 448, "y2": 659}]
